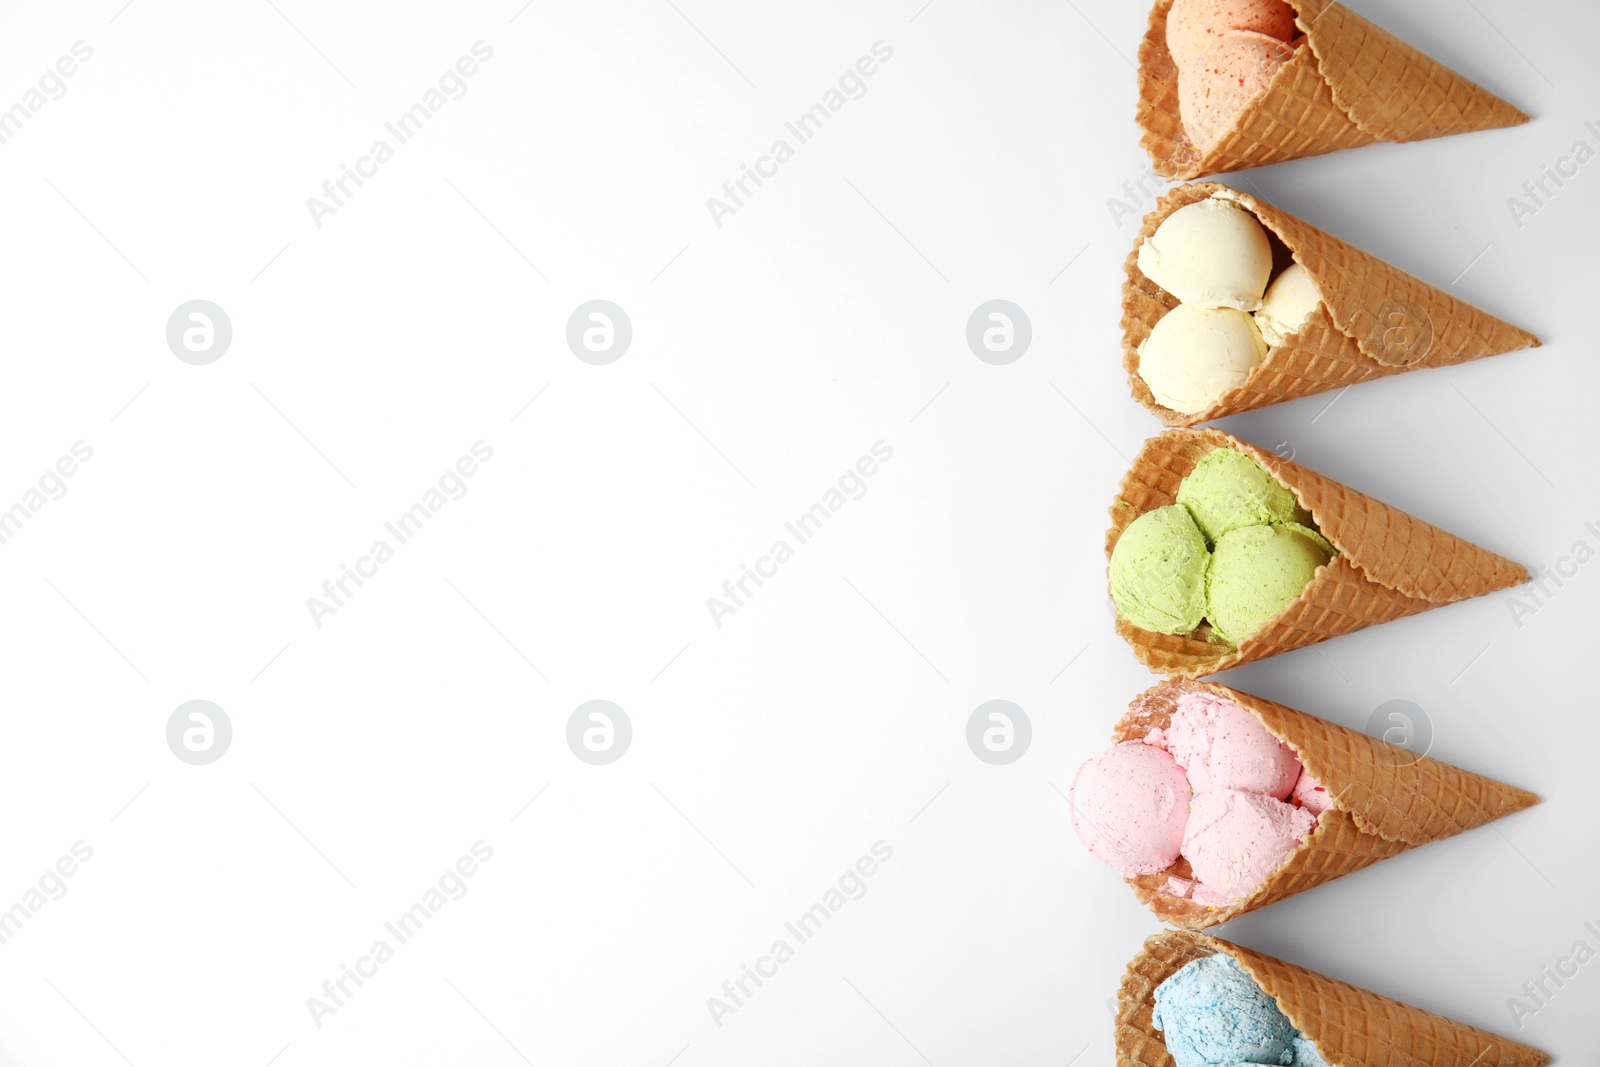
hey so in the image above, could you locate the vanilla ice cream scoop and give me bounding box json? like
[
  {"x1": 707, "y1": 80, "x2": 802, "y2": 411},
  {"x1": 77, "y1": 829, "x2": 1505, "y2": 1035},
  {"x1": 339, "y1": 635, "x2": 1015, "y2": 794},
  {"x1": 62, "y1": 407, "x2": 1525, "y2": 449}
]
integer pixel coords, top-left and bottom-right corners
[
  {"x1": 1255, "y1": 262, "x2": 1323, "y2": 346},
  {"x1": 1138, "y1": 304, "x2": 1267, "y2": 414},
  {"x1": 1137, "y1": 198, "x2": 1274, "y2": 311}
]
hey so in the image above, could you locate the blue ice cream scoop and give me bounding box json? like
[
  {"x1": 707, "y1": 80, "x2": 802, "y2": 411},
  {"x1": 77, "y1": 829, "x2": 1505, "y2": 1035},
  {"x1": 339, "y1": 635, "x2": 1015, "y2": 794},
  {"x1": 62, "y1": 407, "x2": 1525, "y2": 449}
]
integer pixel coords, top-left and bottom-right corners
[
  {"x1": 1151, "y1": 955, "x2": 1297, "y2": 1067},
  {"x1": 1290, "y1": 1035, "x2": 1333, "y2": 1067}
]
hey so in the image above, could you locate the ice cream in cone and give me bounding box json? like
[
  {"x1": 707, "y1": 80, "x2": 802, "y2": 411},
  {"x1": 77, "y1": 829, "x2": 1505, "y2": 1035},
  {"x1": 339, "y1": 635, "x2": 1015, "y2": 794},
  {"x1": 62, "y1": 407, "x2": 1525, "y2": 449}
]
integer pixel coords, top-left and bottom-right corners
[
  {"x1": 1139, "y1": 0, "x2": 1530, "y2": 180},
  {"x1": 1107, "y1": 428, "x2": 1527, "y2": 677},
  {"x1": 1100, "y1": 680, "x2": 1538, "y2": 929},
  {"x1": 1125, "y1": 183, "x2": 1541, "y2": 426},
  {"x1": 1117, "y1": 930, "x2": 1551, "y2": 1067}
]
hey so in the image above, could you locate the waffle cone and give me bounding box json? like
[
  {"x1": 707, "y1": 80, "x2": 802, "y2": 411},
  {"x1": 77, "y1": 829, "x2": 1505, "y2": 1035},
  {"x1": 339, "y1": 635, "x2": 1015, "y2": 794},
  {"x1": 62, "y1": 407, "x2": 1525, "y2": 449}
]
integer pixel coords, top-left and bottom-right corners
[
  {"x1": 1117, "y1": 930, "x2": 1551, "y2": 1067},
  {"x1": 1106, "y1": 428, "x2": 1527, "y2": 677},
  {"x1": 1108, "y1": 680, "x2": 1538, "y2": 929},
  {"x1": 1124, "y1": 183, "x2": 1540, "y2": 426},
  {"x1": 1138, "y1": 0, "x2": 1529, "y2": 179}
]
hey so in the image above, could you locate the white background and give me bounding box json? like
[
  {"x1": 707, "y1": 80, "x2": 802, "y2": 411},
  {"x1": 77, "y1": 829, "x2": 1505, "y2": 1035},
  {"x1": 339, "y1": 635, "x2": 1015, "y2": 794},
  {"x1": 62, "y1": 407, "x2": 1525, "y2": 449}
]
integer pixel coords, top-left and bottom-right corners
[{"x1": 0, "y1": 0, "x2": 1595, "y2": 1064}]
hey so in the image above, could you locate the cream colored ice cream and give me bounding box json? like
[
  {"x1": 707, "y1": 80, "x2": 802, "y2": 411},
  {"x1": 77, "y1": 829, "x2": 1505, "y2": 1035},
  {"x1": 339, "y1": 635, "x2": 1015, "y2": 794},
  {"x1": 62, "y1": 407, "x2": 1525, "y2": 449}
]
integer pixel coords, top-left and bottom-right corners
[
  {"x1": 1137, "y1": 198, "x2": 1275, "y2": 311},
  {"x1": 1254, "y1": 262, "x2": 1323, "y2": 346},
  {"x1": 1138, "y1": 305, "x2": 1267, "y2": 414}
]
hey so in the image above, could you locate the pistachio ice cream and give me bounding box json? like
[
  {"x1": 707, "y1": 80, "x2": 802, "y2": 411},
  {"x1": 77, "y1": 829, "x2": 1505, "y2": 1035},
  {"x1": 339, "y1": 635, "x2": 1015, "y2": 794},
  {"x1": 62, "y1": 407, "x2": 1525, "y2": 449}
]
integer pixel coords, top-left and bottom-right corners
[{"x1": 1110, "y1": 449, "x2": 1334, "y2": 645}]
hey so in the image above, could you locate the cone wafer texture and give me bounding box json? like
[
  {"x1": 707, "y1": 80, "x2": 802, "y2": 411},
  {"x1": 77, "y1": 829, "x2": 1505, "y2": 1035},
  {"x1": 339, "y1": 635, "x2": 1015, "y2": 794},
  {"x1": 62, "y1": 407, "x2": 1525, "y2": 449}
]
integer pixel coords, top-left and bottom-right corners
[
  {"x1": 1124, "y1": 183, "x2": 1540, "y2": 426},
  {"x1": 1107, "y1": 428, "x2": 1527, "y2": 677},
  {"x1": 1117, "y1": 930, "x2": 1551, "y2": 1067},
  {"x1": 1137, "y1": 0, "x2": 1529, "y2": 180},
  {"x1": 1110, "y1": 680, "x2": 1537, "y2": 928}
]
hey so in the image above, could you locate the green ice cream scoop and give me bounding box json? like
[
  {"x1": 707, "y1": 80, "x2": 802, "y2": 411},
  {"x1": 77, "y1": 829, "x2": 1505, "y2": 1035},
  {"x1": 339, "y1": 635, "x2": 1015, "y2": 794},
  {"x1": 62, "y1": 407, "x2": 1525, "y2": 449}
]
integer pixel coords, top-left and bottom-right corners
[
  {"x1": 1110, "y1": 505, "x2": 1210, "y2": 635},
  {"x1": 1177, "y1": 448, "x2": 1306, "y2": 544},
  {"x1": 1206, "y1": 523, "x2": 1335, "y2": 644}
]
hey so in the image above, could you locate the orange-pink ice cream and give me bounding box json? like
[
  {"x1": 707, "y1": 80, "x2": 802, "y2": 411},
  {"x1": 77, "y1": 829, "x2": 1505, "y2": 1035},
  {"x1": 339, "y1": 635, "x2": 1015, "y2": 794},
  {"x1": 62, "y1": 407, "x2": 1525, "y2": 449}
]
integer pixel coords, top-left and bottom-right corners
[
  {"x1": 1167, "y1": 0, "x2": 1299, "y2": 63},
  {"x1": 1166, "y1": 0, "x2": 1303, "y2": 151}
]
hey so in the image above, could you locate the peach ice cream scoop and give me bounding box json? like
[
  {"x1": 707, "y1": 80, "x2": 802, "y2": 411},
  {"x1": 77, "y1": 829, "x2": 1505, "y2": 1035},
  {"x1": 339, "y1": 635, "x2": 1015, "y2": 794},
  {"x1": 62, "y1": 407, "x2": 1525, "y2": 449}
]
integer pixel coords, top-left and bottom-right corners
[
  {"x1": 1182, "y1": 789, "x2": 1316, "y2": 900},
  {"x1": 1162, "y1": 691, "x2": 1302, "y2": 799},
  {"x1": 1070, "y1": 741, "x2": 1192, "y2": 875},
  {"x1": 1166, "y1": 0, "x2": 1299, "y2": 65},
  {"x1": 1180, "y1": 32, "x2": 1298, "y2": 151}
]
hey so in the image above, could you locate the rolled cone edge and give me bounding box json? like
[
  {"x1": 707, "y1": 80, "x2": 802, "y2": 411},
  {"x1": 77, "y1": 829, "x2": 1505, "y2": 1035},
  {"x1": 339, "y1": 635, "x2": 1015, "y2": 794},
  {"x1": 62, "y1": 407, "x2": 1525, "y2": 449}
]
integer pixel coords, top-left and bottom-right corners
[{"x1": 1290, "y1": 0, "x2": 1532, "y2": 142}]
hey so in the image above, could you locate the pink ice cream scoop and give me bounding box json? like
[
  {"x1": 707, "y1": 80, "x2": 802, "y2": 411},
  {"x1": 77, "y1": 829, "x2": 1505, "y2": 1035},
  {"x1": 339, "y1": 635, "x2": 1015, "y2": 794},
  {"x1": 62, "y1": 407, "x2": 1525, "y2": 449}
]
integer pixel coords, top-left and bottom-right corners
[
  {"x1": 1178, "y1": 31, "x2": 1297, "y2": 151},
  {"x1": 1182, "y1": 789, "x2": 1316, "y2": 900},
  {"x1": 1161, "y1": 874, "x2": 1234, "y2": 909},
  {"x1": 1160, "y1": 691, "x2": 1302, "y2": 799},
  {"x1": 1070, "y1": 741, "x2": 1192, "y2": 875},
  {"x1": 1166, "y1": 0, "x2": 1299, "y2": 65},
  {"x1": 1291, "y1": 767, "x2": 1334, "y2": 814}
]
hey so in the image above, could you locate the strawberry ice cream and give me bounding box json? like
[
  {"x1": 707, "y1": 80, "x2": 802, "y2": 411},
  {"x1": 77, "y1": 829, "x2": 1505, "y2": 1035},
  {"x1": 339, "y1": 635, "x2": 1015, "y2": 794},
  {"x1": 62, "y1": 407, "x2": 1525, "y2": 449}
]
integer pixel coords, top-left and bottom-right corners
[
  {"x1": 1161, "y1": 874, "x2": 1234, "y2": 909},
  {"x1": 1160, "y1": 690, "x2": 1301, "y2": 798},
  {"x1": 1070, "y1": 742, "x2": 1192, "y2": 875},
  {"x1": 1291, "y1": 767, "x2": 1333, "y2": 814},
  {"x1": 1069, "y1": 688, "x2": 1325, "y2": 907},
  {"x1": 1182, "y1": 789, "x2": 1317, "y2": 900}
]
